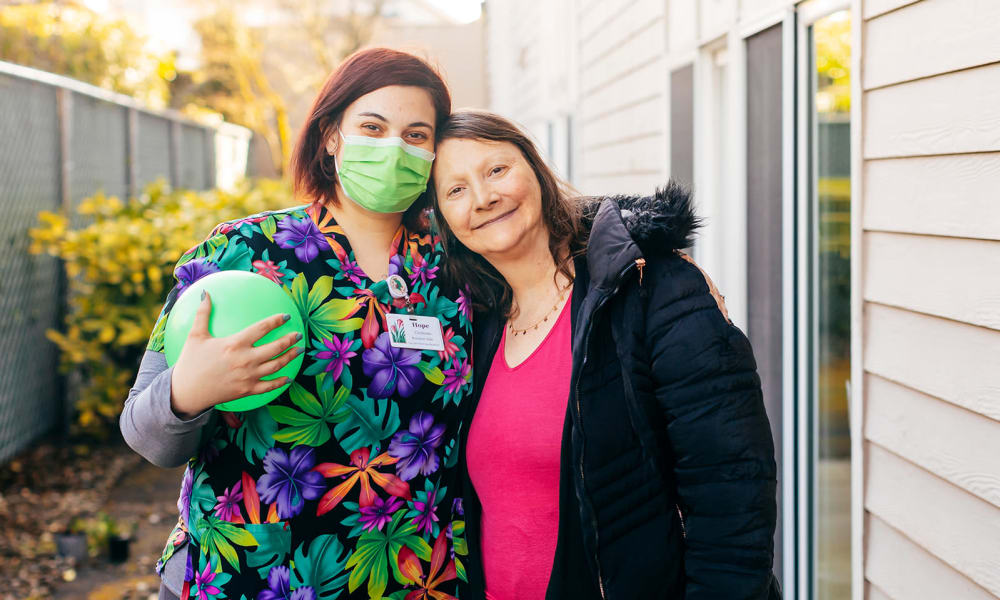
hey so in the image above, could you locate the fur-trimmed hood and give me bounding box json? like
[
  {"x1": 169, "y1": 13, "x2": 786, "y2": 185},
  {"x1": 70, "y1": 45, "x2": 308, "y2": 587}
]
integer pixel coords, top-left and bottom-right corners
[{"x1": 582, "y1": 179, "x2": 700, "y2": 290}]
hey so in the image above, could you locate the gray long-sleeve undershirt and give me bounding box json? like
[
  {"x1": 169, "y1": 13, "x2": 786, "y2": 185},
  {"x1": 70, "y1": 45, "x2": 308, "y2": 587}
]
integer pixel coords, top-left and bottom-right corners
[{"x1": 120, "y1": 349, "x2": 217, "y2": 594}]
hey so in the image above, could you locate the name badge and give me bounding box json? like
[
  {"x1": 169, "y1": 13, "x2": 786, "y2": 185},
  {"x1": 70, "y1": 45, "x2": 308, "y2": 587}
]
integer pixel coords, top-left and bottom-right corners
[{"x1": 387, "y1": 313, "x2": 445, "y2": 351}]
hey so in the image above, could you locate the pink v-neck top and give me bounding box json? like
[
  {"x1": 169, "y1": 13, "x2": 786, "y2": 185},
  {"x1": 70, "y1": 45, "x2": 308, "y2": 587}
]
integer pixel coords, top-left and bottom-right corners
[{"x1": 466, "y1": 296, "x2": 573, "y2": 600}]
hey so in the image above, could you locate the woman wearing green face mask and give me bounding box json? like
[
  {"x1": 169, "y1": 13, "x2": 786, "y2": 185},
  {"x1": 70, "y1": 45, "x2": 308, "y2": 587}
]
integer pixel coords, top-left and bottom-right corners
[{"x1": 121, "y1": 48, "x2": 475, "y2": 600}]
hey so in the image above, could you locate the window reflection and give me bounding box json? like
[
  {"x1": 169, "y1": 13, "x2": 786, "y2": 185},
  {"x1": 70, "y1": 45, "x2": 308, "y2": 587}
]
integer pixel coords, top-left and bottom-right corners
[{"x1": 811, "y1": 10, "x2": 851, "y2": 599}]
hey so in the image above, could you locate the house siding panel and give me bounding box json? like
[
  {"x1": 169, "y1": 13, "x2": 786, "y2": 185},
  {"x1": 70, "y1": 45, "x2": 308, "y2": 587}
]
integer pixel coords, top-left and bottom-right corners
[{"x1": 862, "y1": 2, "x2": 1000, "y2": 597}]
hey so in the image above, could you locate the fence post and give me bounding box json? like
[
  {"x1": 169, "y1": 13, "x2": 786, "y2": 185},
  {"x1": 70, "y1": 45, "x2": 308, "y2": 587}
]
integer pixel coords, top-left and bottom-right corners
[
  {"x1": 169, "y1": 119, "x2": 181, "y2": 188},
  {"x1": 127, "y1": 107, "x2": 139, "y2": 198},
  {"x1": 56, "y1": 88, "x2": 72, "y2": 212},
  {"x1": 55, "y1": 87, "x2": 74, "y2": 437},
  {"x1": 205, "y1": 127, "x2": 217, "y2": 189}
]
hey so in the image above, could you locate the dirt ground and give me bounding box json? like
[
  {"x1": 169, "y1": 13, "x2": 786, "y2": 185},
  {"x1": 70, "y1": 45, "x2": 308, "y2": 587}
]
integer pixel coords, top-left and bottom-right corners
[
  {"x1": 0, "y1": 438, "x2": 185, "y2": 600},
  {"x1": 51, "y1": 460, "x2": 184, "y2": 600}
]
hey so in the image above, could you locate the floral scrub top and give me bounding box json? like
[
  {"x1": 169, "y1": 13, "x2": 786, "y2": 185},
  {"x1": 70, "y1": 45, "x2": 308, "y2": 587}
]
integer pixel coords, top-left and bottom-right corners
[{"x1": 147, "y1": 202, "x2": 473, "y2": 600}]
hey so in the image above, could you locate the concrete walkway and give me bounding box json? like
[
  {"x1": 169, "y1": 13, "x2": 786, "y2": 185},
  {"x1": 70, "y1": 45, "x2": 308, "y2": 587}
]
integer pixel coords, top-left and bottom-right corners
[{"x1": 52, "y1": 461, "x2": 185, "y2": 600}]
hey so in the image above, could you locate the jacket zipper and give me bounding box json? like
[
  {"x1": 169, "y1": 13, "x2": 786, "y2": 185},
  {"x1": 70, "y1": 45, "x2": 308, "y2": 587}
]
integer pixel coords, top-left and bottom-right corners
[
  {"x1": 574, "y1": 259, "x2": 642, "y2": 599},
  {"x1": 631, "y1": 257, "x2": 685, "y2": 540},
  {"x1": 676, "y1": 504, "x2": 687, "y2": 539}
]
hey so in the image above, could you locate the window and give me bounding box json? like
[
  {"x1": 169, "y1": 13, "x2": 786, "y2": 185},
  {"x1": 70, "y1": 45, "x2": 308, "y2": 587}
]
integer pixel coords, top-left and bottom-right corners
[
  {"x1": 746, "y1": 21, "x2": 785, "y2": 583},
  {"x1": 669, "y1": 65, "x2": 694, "y2": 190},
  {"x1": 799, "y1": 7, "x2": 852, "y2": 598}
]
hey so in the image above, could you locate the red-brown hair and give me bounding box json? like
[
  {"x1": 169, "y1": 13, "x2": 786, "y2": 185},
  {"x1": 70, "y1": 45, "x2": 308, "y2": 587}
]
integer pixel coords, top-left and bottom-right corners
[{"x1": 290, "y1": 48, "x2": 451, "y2": 230}]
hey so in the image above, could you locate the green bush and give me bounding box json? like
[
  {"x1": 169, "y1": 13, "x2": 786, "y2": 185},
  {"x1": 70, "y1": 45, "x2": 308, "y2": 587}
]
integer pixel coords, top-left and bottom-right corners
[{"x1": 29, "y1": 178, "x2": 298, "y2": 437}]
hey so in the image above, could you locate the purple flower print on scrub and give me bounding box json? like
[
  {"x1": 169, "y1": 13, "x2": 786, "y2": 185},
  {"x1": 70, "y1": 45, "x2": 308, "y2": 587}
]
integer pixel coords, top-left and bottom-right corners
[
  {"x1": 290, "y1": 589, "x2": 316, "y2": 600},
  {"x1": 314, "y1": 334, "x2": 359, "y2": 381},
  {"x1": 441, "y1": 357, "x2": 471, "y2": 394},
  {"x1": 178, "y1": 468, "x2": 194, "y2": 523},
  {"x1": 213, "y1": 481, "x2": 243, "y2": 523},
  {"x1": 358, "y1": 495, "x2": 405, "y2": 532},
  {"x1": 362, "y1": 332, "x2": 424, "y2": 398},
  {"x1": 260, "y1": 565, "x2": 288, "y2": 600},
  {"x1": 456, "y1": 287, "x2": 472, "y2": 323},
  {"x1": 408, "y1": 483, "x2": 442, "y2": 536},
  {"x1": 256, "y1": 447, "x2": 326, "y2": 519},
  {"x1": 273, "y1": 216, "x2": 326, "y2": 263},
  {"x1": 176, "y1": 259, "x2": 219, "y2": 292},
  {"x1": 388, "y1": 411, "x2": 446, "y2": 481},
  {"x1": 388, "y1": 254, "x2": 405, "y2": 277},
  {"x1": 408, "y1": 254, "x2": 439, "y2": 286},
  {"x1": 259, "y1": 565, "x2": 318, "y2": 600}
]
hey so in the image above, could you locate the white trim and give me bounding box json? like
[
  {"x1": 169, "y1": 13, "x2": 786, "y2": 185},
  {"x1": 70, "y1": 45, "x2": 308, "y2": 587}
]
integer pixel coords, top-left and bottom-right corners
[
  {"x1": 692, "y1": 35, "x2": 727, "y2": 272},
  {"x1": 794, "y1": 10, "x2": 812, "y2": 600},
  {"x1": 798, "y1": 0, "x2": 851, "y2": 25},
  {"x1": 794, "y1": 5, "x2": 857, "y2": 599},
  {"x1": 662, "y1": 2, "x2": 673, "y2": 183},
  {"x1": 740, "y1": 9, "x2": 789, "y2": 39},
  {"x1": 727, "y1": 28, "x2": 749, "y2": 330},
  {"x1": 665, "y1": 50, "x2": 699, "y2": 73},
  {"x1": 848, "y1": 1, "x2": 865, "y2": 598},
  {"x1": 780, "y1": 10, "x2": 798, "y2": 596},
  {"x1": 692, "y1": 47, "x2": 708, "y2": 262}
]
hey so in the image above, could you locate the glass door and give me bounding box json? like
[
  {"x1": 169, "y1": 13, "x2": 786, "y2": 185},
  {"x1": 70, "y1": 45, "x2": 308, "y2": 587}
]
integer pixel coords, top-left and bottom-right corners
[{"x1": 797, "y1": 3, "x2": 852, "y2": 598}]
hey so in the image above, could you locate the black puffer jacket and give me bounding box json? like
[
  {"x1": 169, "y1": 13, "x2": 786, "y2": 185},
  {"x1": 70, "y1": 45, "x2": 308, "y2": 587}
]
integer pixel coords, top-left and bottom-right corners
[{"x1": 458, "y1": 183, "x2": 780, "y2": 599}]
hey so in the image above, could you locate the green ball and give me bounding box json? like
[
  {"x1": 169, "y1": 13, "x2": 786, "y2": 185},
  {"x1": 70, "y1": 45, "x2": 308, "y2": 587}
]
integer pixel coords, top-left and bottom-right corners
[{"x1": 164, "y1": 270, "x2": 306, "y2": 412}]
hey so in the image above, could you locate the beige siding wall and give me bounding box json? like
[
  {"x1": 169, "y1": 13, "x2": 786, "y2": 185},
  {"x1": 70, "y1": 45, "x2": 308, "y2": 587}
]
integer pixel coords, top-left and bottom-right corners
[
  {"x1": 375, "y1": 20, "x2": 488, "y2": 110},
  {"x1": 860, "y1": 0, "x2": 1000, "y2": 597},
  {"x1": 575, "y1": 0, "x2": 668, "y2": 194},
  {"x1": 484, "y1": 0, "x2": 577, "y2": 179}
]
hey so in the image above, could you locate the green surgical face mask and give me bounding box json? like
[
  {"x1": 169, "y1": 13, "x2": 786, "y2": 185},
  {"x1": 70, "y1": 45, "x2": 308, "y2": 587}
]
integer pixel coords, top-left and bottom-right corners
[{"x1": 336, "y1": 131, "x2": 435, "y2": 213}]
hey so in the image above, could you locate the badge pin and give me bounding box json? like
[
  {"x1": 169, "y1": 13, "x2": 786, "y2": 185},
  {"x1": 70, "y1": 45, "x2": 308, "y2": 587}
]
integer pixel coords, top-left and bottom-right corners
[
  {"x1": 386, "y1": 274, "x2": 409, "y2": 299},
  {"x1": 386, "y1": 274, "x2": 415, "y2": 313}
]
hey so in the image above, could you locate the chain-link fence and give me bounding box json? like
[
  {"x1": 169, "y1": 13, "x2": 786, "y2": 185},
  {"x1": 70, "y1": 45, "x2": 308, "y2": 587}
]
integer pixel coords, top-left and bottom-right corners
[{"x1": 0, "y1": 60, "x2": 252, "y2": 463}]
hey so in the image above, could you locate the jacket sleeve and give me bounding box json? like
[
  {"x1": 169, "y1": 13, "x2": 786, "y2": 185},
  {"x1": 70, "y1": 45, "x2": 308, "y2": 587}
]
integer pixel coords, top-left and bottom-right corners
[
  {"x1": 647, "y1": 253, "x2": 778, "y2": 599},
  {"x1": 120, "y1": 350, "x2": 215, "y2": 468}
]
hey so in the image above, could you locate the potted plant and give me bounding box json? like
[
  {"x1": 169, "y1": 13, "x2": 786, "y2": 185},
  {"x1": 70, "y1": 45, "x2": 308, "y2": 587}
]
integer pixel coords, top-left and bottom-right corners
[
  {"x1": 108, "y1": 516, "x2": 137, "y2": 564},
  {"x1": 55, "y1": 517, "x2": 89, "y2": 562}
]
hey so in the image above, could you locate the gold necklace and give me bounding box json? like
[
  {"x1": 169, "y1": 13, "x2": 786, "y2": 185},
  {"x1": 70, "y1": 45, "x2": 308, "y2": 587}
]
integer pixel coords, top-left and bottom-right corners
[{"x1": 508, "y1": 287, "x2": 569, "y2": 337}]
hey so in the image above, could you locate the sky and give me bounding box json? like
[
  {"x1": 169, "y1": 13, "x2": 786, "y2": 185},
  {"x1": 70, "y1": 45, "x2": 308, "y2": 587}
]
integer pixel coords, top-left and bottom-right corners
[
  {"x1": 81, "y1": 0, "x2": 483, "y2": 69},
  {"x1": 423, "y1": 0, "x2": 482, "y2": 23}
]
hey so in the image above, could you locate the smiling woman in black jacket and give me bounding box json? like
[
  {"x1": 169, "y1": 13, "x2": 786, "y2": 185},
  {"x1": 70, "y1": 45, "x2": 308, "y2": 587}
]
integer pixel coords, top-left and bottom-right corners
[{"x1": 429, "y1": 109, "x2": 780, "y2": 600}]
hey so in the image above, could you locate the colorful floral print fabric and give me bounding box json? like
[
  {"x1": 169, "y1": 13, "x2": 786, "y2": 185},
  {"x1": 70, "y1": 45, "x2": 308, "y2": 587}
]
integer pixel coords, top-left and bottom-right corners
[{"x1": 147, "y1": 202, "x2": 472, "y2": 600}]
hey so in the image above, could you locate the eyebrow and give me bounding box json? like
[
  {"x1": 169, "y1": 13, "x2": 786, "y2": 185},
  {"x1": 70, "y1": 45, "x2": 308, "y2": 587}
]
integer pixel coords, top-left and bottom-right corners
[{"x1": 356, "y1": 112, "x2": 433, "y2": 130}]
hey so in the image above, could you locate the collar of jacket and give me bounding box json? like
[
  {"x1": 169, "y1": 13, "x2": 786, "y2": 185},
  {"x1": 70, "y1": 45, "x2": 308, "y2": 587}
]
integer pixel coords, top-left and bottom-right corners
[
  {"x1": 581, "y1": 180, "x2": 699, "y2": 290},
  {"x1": 583, "y1": 198, "x2": 644, "y2": 292}
]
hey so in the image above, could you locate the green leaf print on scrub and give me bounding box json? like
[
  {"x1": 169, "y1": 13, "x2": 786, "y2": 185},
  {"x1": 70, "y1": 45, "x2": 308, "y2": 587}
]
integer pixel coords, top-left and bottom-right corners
[
  {"x1": 197, "y1": 515, "x2": 260, "y2": 572},
  {"x1": 413, "y1": 284, "x2": 457, "y2": 321},
  {"x1": 289, "y1": 534, "x2": 351, "y2": 598},
  {"x1": 244, "y1": 522, "x2": 292, "y2": 579},
  {"x1": 260, "y1": 216, "x2": 277, "y2": 242},
  {"x1": 289, "y1": 273, "x2": 364, "y2": 340},
  {"x1": 334, "y1": 391, "x2": 401, "y2": 454},
  {"x1": 232, "y1": 407, "x2": 279, "y2": 465},
  {"x1": 346, "y1": 511, "x2": 432, "y2": 600},
  {"x1": 188, "y1": 465, "x2": 218, "y2": 543},
  {"x1": 269, "y1": 381, "x2": 353, "y2": 447}
]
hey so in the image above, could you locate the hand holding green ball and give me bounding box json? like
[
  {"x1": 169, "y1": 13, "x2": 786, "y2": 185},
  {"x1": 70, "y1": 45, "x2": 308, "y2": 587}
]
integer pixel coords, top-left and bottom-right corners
[{"x1": 165, "y1": 271, "x2": 307, "y2": 414}]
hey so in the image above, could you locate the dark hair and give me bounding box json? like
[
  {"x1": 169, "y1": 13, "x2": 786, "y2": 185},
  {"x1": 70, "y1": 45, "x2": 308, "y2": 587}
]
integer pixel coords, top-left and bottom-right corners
[
  {"x1": 429, "y1": 110, "x2": 587, "y2": 316},
  {"x1": 290, "y1": 47, "x2": 451, "y2": 231}
]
